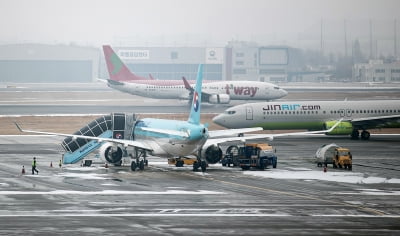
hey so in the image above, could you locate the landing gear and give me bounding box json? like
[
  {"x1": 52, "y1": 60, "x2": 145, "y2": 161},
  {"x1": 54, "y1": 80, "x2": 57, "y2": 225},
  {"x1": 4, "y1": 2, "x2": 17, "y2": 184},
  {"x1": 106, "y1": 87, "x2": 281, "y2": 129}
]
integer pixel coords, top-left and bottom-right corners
[
  {"x1": 360, "y1": 130, "x2": 370, "y2": 140},
  {"x1": 351, "y1": 129, "x2": 370, "y2": 140},
  {"x1": 193, "y1": 159, "x2": 207, "y2": 172},
  {"x1": 130, "y1": 147, "x2": 147, "y2": 171},
  {"x1": 351, "y1": 129, "x2": 359, "y2": 139}
]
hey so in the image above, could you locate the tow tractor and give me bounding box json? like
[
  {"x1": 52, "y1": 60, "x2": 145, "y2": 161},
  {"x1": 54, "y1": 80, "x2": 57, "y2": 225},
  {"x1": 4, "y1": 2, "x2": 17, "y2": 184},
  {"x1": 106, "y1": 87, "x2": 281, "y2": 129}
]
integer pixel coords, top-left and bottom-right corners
[
  {"x1": 223, "y1": 143, "x2": 277, "y2": 170},
  {"x1": 168, "y1": 157, "x2": 197, "y2": 167}
]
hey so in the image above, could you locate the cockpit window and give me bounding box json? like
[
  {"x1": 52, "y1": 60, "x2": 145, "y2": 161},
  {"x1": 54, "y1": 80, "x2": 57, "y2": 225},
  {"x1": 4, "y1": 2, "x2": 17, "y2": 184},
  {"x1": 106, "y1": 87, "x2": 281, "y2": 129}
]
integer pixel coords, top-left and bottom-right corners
[{"x1": 225, "y1": 110, "x2": 236, "y2": 115}]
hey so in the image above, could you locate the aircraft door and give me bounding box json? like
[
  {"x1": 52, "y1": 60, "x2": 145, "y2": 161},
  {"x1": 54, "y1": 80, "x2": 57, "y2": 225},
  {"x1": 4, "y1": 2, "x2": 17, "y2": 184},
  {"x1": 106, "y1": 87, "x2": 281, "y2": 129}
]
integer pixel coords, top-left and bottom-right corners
[{"x1": 246, "y1": 106, "x2": 253, "y2": 120}]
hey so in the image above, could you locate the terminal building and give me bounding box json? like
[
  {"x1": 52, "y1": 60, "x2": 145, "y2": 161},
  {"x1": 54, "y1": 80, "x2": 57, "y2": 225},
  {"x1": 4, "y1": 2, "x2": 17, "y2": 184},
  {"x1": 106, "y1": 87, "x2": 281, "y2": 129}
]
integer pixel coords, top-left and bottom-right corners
[
  {"x1": 353, "y1": 60, "x2": 400, "y2": 82},
  {"x1": 0, "y1": 42, "x2": 310, "y2": 83}
]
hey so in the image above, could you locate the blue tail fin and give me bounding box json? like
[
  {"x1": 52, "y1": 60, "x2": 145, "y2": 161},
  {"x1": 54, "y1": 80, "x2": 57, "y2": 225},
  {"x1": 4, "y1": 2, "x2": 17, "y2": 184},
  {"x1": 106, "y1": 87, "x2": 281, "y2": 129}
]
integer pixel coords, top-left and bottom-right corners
[{"x1": 188, "y1": 64, "x2": 203, "y2": 124}]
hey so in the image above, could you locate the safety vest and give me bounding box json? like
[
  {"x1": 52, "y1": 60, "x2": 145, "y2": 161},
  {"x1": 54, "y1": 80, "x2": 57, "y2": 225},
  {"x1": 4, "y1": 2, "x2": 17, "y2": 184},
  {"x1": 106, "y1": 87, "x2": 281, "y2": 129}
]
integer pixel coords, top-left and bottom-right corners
[{"x1": 32, "y1": 160, "x2": 36, "y2": 167}]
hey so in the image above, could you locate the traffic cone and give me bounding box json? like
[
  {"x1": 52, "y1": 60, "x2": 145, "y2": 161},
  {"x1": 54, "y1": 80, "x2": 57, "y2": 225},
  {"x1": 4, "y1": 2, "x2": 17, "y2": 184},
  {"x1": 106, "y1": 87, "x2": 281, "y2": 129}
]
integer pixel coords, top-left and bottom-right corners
[
  {"x1": 323, "y1": 167, "x2": 327, "y2": 172},
  {"x1": 50, "y1": 161, "x2": 53, "y2": 168},
  {"x1": 21, "y1": 166, "x2": 25, "y2": 174}
]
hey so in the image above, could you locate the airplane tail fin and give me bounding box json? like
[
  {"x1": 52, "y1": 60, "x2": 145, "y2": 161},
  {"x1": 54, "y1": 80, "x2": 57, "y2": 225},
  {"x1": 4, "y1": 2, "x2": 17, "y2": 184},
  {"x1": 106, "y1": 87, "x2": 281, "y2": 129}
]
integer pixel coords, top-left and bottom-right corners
[
  {"x1": 188, "y1": 64, "x2": 203, "y2": 124},
  {"x1": 102, "y1": 45, "x2": 148, "y2": 81}
]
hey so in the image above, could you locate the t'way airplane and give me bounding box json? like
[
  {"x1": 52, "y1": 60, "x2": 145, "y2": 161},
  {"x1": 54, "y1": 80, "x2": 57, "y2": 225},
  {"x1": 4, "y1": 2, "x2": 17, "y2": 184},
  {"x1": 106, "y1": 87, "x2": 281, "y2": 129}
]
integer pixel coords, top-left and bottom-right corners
[
  {"x1": 102, "y1": 45, "x2": 288, "y2": 104},
  {"x1": 16, "y1": 65, "x2": 341, "y2": 172},
  {"x1": 213, "y1": 100, "x2": 400, "y2": 140}
]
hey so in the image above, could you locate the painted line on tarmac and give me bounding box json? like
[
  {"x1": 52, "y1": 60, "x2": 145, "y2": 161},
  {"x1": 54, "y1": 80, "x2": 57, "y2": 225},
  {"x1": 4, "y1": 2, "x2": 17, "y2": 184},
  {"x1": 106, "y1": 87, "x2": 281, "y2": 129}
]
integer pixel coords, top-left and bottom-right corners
[{"x1": 0, "y1": 213, "x2": 399, "y2": 218}]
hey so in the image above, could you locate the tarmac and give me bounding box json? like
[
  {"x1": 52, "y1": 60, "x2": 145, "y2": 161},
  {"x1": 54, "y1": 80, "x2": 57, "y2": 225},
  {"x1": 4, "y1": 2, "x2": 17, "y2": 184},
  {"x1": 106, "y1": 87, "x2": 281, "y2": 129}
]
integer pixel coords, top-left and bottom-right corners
[
  {"x1": 0, "y1": 83, "x2": 399, "y2": 235},
  {"x1": 0, "y1": 135, "x2": 399, "y2": 235}
]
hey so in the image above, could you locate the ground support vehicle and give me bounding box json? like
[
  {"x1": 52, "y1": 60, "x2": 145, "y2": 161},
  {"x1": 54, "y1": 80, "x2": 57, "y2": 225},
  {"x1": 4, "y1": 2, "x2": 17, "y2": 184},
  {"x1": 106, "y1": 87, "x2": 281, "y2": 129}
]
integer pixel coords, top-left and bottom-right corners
[
  {"x1": 315, "y1": 143, "x2": 352, "y2": 170},
  {"x1": 223, "y1": 143, "x2": 277, "y2": 170}
]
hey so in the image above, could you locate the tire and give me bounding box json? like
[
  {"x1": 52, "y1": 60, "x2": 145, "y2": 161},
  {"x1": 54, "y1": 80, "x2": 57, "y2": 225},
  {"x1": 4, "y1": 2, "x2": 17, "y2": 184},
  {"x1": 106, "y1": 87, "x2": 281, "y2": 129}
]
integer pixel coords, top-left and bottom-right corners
[
  {"x1": 201, "y1": 161, "x2": 207, "y2": 172},
  {"x1": 348, "y1": 165, "x2": 352, "y2": 171},
  {"x1": 139, "y1": 160, "x2": 145, "y2": 170},
  {"x1": 317, "y1": 162, "x2": 322, "y2": 167},
  {"x1": 193, "y1": 161, "x2": 199, "y2": 171},
  {"x1": 130, "y1": 161, "x2": 137, "y2": 171},
  {"x1": 176, "y1": 160, "x2": 184, "y2": 167}
]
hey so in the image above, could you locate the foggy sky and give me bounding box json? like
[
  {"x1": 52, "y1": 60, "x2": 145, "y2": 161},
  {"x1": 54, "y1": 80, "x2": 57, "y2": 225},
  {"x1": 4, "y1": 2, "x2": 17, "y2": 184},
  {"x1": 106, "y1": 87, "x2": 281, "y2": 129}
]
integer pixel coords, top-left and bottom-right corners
[{"x1": 0, "y1": 0, "x2": 399, "y2": 54}]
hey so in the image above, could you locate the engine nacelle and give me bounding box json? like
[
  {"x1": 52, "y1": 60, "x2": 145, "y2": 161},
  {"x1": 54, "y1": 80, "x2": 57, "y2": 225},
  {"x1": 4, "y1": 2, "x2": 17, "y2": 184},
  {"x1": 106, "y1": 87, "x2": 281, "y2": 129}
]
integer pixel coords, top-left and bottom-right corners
[
  {"x1": 324, "y1": 121, "x2": 353, "y2": 135},
  {"x1": 201, "y1": 144, "x2": 223, "y2": 164},
  {"x1": 208, "y1": 94, "x2": 230, "y2": 104},
  {"x1": 99, "y1": 142, "x2": 123, "y2": 164}
]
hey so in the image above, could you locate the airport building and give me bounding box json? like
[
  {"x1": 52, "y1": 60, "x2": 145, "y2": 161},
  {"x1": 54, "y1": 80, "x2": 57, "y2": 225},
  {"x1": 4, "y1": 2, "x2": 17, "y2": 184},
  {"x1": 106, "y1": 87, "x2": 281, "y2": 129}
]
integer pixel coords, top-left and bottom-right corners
[
  {"x1": 0, "y1": 42, "x2": 319, "y2": 83},
  {"x1": 0, "y1": 44, "x2": 99, "y2": 83},
  {"x1": 102, "y1": 41, "x2": 308, "y2": 83},
  {"x1": 353, "y1": 60, "x2": 400, "y2": 82},
  {"x1": 99, "y1": 46, "x2": 224, "y2": 81}
]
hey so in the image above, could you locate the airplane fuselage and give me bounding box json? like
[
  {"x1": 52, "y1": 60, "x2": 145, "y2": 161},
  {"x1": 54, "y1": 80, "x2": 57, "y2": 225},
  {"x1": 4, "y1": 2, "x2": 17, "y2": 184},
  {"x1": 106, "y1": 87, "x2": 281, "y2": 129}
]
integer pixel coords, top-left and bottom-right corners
[
  {"x1": 108, "y1": 80, "x2": 287, "y2": 101},
  {"x1": 133, "y1": 118, "x2": 208, "y2": 157},
  {"x1": 213, "y1": 100, "x2": 400, "y2": 130}
]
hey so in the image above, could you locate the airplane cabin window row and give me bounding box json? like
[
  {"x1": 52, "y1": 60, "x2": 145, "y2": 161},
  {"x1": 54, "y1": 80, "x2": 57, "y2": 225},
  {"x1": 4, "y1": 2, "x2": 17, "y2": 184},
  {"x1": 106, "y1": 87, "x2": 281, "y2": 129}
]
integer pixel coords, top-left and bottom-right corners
[{"x1": 263, "y1": 109, "x2": 400, "y2": 116}]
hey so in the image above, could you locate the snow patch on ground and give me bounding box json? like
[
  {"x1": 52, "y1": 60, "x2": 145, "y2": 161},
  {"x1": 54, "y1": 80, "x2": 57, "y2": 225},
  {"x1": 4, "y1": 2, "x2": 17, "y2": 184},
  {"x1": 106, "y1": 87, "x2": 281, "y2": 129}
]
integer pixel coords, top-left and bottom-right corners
[{"x1": 243, "y1": 169, "x2": 400, "y2": 184}]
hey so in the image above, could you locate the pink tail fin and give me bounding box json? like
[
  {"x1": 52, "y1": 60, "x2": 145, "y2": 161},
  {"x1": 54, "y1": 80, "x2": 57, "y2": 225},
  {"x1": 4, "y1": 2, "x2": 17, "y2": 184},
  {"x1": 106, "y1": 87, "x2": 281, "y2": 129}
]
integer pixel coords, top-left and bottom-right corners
[{"x1": 102, "y1": 45, "x2": 149, "y2": 81}]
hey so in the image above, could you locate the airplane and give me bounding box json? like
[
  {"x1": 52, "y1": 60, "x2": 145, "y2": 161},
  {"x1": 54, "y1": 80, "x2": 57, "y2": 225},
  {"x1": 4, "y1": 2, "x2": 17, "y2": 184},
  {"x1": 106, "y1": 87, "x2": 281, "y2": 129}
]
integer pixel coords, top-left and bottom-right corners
[
  {"x1": 16, "y1": 65, "x2": 342, "y2": 172},
  {"x1": 102, "y1": 45, "x2": 288, "y2": 104},
  {"x1": 212, "y1": 100, "x2": 400, "y2": 140}
]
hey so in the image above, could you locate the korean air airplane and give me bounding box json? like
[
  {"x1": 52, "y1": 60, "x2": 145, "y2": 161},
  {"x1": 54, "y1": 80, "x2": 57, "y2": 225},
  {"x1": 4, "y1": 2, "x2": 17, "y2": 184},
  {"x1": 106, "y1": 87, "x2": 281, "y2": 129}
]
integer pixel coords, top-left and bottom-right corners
[
  {"x1": 213, "y1": 100, "x2": 400, "y2": 140},
  {"x1": 17, "y1": 65, "x2": 341, "y2": 172},
  {"x1": 102, "y1": 45, "x2": 288, "y2": 104}
]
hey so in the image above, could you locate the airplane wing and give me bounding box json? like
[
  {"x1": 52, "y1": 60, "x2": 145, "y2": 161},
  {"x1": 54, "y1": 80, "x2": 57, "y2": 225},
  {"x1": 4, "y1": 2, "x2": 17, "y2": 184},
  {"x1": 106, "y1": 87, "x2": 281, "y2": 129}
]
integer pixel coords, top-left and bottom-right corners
[
  {"x1": 204, "y1": 119, "x2": 343, "y2": 147},
  {"x1": 96, "y1": 78, "x2": 108, "y2": 83},
  {"x1": 14, "y1": 123, "x2": 153, "y2": 151},
  {"x1": 208, "y1": 127, "x2": 263, "y2": 138},
  {"x1": 350, "y1": 114, "x2": 400, "y2": 129},
  {"x1": 140, "y1": 127, "x2": 190, "y2": 138},
  {"x1": 182, "y1": 76, "x2": 222, "y2": 102}
]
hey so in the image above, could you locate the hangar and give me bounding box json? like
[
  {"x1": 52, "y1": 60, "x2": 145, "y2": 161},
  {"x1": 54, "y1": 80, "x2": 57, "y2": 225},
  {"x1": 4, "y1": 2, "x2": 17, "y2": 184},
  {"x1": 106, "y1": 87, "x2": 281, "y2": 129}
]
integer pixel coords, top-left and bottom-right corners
[{"x1": 0, "y1": 44, "x2": 99, "y2": 83}]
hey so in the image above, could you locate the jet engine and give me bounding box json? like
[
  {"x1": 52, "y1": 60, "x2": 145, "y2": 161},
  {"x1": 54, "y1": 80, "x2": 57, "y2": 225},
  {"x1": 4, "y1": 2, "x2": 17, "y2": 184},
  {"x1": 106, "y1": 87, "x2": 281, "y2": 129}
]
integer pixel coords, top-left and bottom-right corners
[
  {"x1": 207, "y1": 94, "x2": 230, "y2": 104},
  {"x1": 99, "y1": 142, "x2": 123, "y2": 164},
  {"x1": 201, "y1": 144, "x2": 223, "y2": 164},
  {"x1": 324, "y1": 121, "x2": 353, "y2": 135}
]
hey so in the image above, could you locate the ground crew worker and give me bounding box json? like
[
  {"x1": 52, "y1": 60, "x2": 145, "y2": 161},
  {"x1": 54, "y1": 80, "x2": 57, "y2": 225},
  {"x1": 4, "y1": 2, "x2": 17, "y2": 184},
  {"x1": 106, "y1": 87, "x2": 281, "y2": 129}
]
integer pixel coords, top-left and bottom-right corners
[
  {"x1": 32, "y1": 157, "x2": 39, "y2": 175},
  {"x1": 59, "y1": 159, "x2": 62, "y2": 168}
]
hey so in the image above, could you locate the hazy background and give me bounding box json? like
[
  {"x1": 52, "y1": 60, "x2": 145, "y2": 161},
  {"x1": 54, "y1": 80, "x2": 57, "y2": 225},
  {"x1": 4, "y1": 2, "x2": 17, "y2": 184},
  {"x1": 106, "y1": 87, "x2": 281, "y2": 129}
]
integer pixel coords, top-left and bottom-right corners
[{"x1": 0, "y1": 0, "x2": 399, "y2": 56}]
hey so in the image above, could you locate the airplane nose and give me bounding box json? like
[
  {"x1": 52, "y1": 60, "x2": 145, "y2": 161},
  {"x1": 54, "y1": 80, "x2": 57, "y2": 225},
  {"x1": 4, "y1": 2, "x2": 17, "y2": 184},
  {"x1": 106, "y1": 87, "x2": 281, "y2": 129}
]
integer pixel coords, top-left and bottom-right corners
[
  {"x1": 212, "y1": 114, "x2": 224, "y2": 126},
  {"x1": 281, "y1": 89, "x2": 288, "y2": 97}
]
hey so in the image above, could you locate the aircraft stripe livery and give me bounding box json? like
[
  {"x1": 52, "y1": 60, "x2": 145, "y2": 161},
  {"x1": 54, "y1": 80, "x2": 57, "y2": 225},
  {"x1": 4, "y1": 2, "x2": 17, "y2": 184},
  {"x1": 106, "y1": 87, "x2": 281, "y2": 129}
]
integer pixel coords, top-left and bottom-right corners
[
  {"x1": 213, "y1": 100, "x2": 400, "y2": 140},
  {"x1": 102, "y1": 45, "x2": 288, "y2": 104}
]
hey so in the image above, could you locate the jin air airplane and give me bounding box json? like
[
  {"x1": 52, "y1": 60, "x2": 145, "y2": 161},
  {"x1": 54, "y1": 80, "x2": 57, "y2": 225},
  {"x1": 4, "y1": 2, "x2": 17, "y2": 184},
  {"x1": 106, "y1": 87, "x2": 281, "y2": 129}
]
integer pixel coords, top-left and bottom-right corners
[
  {"x1": 102, "y1": 45, "x2": 287, "y2": 104},
  {"x1": 16, "y1": 65, "x2": 340, "y2": 172},
  {"x1": 213, "y1": 100, "x2": 400, "y2": 140}
]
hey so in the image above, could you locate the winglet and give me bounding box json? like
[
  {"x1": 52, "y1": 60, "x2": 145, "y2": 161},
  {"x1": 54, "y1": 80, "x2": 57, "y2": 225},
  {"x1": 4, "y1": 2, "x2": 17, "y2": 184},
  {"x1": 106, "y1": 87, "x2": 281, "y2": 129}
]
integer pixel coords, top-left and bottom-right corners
[
  {"x1": 187, "y1": 64, "x2": 203, "y2": 124},
  {"x1": 182, "y1": 76, "x2": 193, "y2": 91},
  {"x1": 102, "y1": 45, "x2": 149, "y2": 82}
]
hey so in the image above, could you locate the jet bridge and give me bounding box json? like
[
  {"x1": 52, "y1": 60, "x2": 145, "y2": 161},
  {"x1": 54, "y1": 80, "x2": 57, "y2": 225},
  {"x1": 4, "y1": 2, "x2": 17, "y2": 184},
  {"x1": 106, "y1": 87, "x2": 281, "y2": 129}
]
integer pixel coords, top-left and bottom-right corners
[{"x1": 61, "y1": 113, "x2": 137, "y2": 164}]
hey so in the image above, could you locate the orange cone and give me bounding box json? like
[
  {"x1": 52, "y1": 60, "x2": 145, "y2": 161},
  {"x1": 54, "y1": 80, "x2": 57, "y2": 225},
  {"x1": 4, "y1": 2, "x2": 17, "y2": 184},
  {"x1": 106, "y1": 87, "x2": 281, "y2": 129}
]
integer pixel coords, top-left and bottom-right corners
[
  {"x1": 323, "y1": 167, "x2": 327, "y2": 172},
  {"x1": 21, "y1": 166, "x2": 25, "y2": 174},
  {"x1": 50, "y1": 161, "x2": 53, "y2": 168}
]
